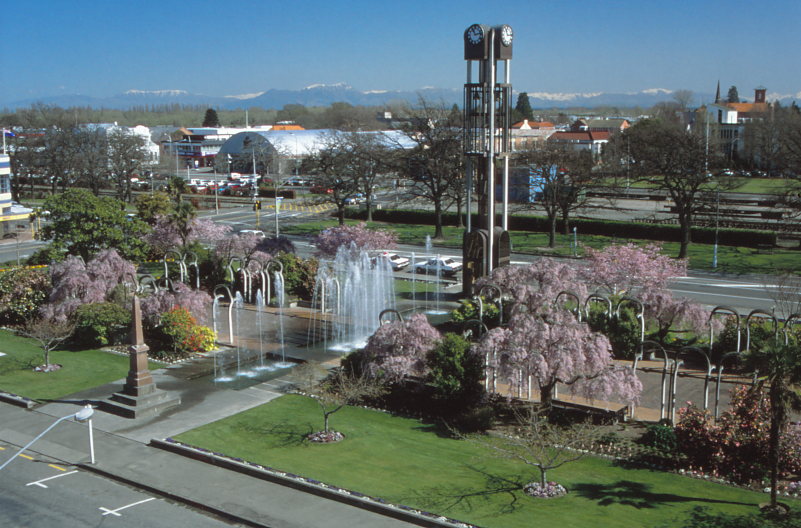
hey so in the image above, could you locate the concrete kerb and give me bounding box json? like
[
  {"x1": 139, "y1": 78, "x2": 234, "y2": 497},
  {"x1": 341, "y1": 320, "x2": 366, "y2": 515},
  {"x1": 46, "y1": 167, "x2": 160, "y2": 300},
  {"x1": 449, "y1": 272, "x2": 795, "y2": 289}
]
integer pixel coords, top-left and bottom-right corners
[
  {"x1": 76, "y1": 460, "x2": 271, "y2": 528},
  {"x1": 151, "y1": 439, "x2": 473, "y2": 528}
]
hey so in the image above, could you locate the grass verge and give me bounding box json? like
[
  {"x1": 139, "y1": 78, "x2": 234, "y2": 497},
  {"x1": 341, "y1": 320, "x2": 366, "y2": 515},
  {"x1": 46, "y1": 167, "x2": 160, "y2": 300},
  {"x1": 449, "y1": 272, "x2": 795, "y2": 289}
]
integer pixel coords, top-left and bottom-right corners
[
  {"x1": 283, "y1": 219, "x2": 801, "y2": 274},
  {"x1": 173, "y1": 394, "x2": 797, "y2": 528},
  {"x1": 0, "y1": 329, "x2": 161, "y2": 401}
]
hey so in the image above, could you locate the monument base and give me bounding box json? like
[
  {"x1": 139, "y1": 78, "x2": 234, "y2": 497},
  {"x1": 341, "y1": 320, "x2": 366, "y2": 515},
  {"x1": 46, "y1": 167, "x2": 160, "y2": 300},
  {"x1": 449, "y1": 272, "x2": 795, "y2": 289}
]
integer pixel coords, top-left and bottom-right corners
[{"x1": 102, "y1": 387, "x2": 181, "y2": 419}]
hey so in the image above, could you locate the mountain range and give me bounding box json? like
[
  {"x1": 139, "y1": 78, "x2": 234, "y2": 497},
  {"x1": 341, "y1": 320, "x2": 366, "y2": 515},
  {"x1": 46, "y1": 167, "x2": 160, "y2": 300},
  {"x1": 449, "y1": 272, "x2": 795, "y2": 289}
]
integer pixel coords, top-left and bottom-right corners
[{"x1": 4, "y1": 84, "x2": 799, "y2": 112}]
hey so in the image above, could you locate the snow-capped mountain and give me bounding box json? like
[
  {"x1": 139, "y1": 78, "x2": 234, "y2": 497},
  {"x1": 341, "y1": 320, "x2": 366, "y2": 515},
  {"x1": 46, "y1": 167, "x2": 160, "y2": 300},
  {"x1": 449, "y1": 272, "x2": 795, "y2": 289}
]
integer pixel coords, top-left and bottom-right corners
[{"x1": 3, "y1": 84, "x2": 797, "y2": 111}]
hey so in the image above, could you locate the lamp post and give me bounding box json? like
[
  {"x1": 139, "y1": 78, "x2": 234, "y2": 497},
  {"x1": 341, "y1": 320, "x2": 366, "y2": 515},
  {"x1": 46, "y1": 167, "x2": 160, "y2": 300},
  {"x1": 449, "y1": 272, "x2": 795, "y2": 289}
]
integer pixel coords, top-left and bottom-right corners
[
  {"x1": 708, "y1": 174, "x2": 720, "y2": 269},
  {"x1": 289, "y1": 132, "x2": 299, "y2": 177},
  {"x1": 0, "y1": 405, "x2": 95, "y2": 471}
]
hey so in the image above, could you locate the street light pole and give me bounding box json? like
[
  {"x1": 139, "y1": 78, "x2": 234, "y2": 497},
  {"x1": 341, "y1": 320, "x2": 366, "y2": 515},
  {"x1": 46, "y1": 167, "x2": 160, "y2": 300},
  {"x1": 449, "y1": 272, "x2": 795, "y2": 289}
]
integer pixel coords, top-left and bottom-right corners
[{"x1": 0, "y1": 406, "x2": 95, "y2": 471}]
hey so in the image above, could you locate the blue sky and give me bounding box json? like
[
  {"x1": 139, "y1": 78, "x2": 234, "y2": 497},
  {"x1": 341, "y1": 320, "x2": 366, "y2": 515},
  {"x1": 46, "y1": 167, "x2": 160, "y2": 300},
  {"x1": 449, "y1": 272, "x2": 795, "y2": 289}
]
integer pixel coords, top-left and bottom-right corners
[{"x1": 2, "y1": 0, "x2": 799, "y2": 104}]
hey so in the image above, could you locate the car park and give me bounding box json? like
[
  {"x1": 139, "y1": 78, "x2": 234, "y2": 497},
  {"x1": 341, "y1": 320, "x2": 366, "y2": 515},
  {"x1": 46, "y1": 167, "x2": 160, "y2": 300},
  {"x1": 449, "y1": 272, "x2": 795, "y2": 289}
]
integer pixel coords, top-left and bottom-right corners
[
  {"x1": 371, "y1": 252, "x2": 410, "y2": 271},
  {"x1": 414, "y1": 256, "x2": 463, "y2": 276}
]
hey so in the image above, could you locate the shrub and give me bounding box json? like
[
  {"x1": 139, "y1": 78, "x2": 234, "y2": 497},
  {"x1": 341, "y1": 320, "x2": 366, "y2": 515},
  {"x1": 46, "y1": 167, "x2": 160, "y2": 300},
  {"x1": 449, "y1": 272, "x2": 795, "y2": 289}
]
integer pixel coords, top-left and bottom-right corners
[
  {"x1": 71, "y1": 302, "x2": 131, "y2": 347},
  {"x1": 275, "y1": 252, "x2": 318, "y2": 301},
  {"x1": 452, "y1": 406, "x2": 495, "y2": 433},
  {"x1": 450, "y1": 296, "x2": 501, "y2": 328},
  {"x1": 642, "y1": 423, "x2": 677, "y2": 454},
  {"x1": 675, "y1": 386, "x2": 801, "y2": 483},
  {"x1": 426, "y1": 333, "x2": 486, "y2": 413},
  {"x1": 0, "y1": 267, "x2": 51, "y2": 325},
  {"x1": 156, "y1": 306, "x2": 198, "y2": 358},
  {"x1": 585, "y1": 304, "x2": 642, "y2": 359}
]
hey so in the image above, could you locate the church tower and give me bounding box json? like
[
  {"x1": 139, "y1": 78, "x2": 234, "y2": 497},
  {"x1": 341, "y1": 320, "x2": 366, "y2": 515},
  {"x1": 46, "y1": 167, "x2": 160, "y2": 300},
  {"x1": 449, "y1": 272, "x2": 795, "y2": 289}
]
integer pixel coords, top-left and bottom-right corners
[{"x1": 754, "y1": 86, "x2": 767, "y2": 104}]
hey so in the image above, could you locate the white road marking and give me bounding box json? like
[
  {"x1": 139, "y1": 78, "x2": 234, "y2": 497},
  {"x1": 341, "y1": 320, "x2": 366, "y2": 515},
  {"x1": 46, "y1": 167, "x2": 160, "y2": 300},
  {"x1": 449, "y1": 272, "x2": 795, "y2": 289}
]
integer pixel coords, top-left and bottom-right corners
[
  {"x1": 26, "y1": 470, "x2": 78, "y2": 488},
  {"x1": 99, "y1": 497, "x2": 157, "y2": 516}
]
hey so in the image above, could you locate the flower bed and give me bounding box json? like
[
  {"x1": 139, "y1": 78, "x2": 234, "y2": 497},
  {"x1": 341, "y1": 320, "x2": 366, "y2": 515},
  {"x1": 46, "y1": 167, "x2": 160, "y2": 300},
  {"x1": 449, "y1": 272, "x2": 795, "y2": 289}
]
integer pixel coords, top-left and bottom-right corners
[
  {"x1": 308, "y1": 430, "x2": 344, "y2": 443},
  {"x1": 523, "y1": 481, "x2": 567, "y2": 499},
  {"x1": 34, "y1": 364, "x2": 61, "y2": 372}
]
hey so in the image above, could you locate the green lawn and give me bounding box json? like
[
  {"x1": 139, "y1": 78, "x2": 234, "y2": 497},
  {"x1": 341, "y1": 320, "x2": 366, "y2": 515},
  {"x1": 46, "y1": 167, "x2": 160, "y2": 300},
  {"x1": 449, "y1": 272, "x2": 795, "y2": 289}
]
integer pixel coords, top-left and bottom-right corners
[
  {"x1": 0, "y1": 330, "x2": 161, "y2": 401},
  {"x1": 284, "y1": 219, "x2": 801, "y2": 274},
  {"x1": 173, "y1": 394, "x2": 795, "y2": 528}
]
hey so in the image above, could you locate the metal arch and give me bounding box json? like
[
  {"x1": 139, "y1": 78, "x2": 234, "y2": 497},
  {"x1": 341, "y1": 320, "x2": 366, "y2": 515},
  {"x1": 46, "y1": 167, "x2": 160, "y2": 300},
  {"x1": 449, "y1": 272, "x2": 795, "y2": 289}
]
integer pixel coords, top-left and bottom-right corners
[
  {"x1": 138, "y1": 274, "x2": 159, "y2": 294},
  {"x1": 462, "y1": 318, "x2": 489, "y2": 341},
  {"x1": 676, "y1": 346, "x2": 714, "y2": 410},
  {"x1": 714, "y1": 351, "x2": 742, "y2": 421},
  {"x1": 212, "y1": 284, "x2": 234, "y2": 345},
  {"x1": 554, "y1": 290, "x2": 582, "y2": 322},
  {"x1": 378, "y1": 309, "x2": 403, "y2": 326},
  {"x1": 157, "y1": 276, "x2": 176, "y2": 292},
  {"x1": 616, "y1": 297, "x2": 645, "y2": 344},
  {"x1": 265, "y1": 259, "x2": 286, "y2": 307},
  {"x1": 708, "y1": 306, "x2": 741, "y2": 355},
  {"x1": 745, "y1": 309, "x2": 778, "y2": 351},
  {"x1": 479, "y1": 282, "x2": 504, "y2": 326},
  {"x1": 782, "y1": 313, "x2": 801, "y2": 345},
  {"x1": 122, "y1": 271, "x2": 139, "y2": 297},
  {"x1": 182, "y1": 250, "x2": 199, "y2": 290},
  {"x1": 245, "y1": 257, "x2": 266, "y2": 304},
  {"x1": 668, "y1": 353, "x2": 684, "y2": 425},
  {"x1": 472, "y1": 295, "x2": 484, "y2": 323},
  {"x1": 584, "y1": 292, "x2": 612, "y2": 320},
  {"x1": 226, "y1": 256, "x2": 245, "y2": 296},
  {"x1": 162, "y1": 249, "x2": 184, "y2": 283}
]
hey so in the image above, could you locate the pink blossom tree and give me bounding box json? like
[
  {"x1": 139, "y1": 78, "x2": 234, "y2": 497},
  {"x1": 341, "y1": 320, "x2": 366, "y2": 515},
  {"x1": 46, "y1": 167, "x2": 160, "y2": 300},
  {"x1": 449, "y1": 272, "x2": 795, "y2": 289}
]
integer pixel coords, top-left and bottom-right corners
[
  {"x1": 41, "y1": 249, "x2": 137, "y2": 322},
  {"x1": 145, "y1": 214, "x2": 230, "y2": 254},
  {"x1": 582, "y1": 243, "x2": 714, "y2": 343},
  {"x1": 475, "y1": 258, "x2": 587, "y2": 315},
  {"x1": 473, "y1": 307, "x2": 642, "y2": 408},
  {"x1": 140, "y1": 281, "x2": 212, "y2": 326},
  {"x1": 312, "y1": 222, "x2": 397, "y2": 259},
  {"x1": 361, "y1": 313, "x2": 441, "y2": 380}
]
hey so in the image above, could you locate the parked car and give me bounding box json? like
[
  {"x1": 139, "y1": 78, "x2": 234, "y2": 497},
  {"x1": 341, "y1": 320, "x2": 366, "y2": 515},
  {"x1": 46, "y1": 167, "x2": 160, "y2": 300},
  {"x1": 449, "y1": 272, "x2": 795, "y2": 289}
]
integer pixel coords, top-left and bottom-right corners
[
  {"x1": 414, "y1": 256, "x2": 463, "y2": 276},
  {"x1": 239, "y1": 230, "x2": 265, "y2": 238},
  {"x1": 310, "y1": 185, "x2": 333, "y2": 194},
  {"x1": 345, "y1": 193, "x2": 365, "y2": 205},
  {"x1": 371, "y1": 252, "x2": 410, "y2": 271}
]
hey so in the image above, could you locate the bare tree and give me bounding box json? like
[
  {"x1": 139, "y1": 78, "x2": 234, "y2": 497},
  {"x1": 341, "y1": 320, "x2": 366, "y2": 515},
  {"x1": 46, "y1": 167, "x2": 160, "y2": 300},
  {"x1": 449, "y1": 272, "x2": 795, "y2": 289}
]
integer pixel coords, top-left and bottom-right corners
[
  {"x1": 512, "y1": 141, "x2": 596, "y2": 247},
  {"x1": 384, "y1": 97, "x2": 464, "y2": 239},
  {"x1": 608, "y1": 117, "x2": 736, "y2": 258},
  {"x1": 305, "y1": 131, "x2": 366, "y2": 225},
  {"x1": 107, "y1": 127, "x2": 149, "y2": 202},
  {"x1": 672, "y1": 89, "x2": 695, "y2": 112},
  {"x1": 16, "y1": 318, "x2": 76, "y2": 371},
  {"x1": 290, "y1": 362, "x2": 387, "y2": 434},
  {"x1": 455, "y1": 404, "x2": 601, "y2": 489},
  {"x1": 72, "y1": 125, "x2": 109, "y2": 196},
  {"x1": 762, "y1": 271, "x2": 801, "y2": 321}
]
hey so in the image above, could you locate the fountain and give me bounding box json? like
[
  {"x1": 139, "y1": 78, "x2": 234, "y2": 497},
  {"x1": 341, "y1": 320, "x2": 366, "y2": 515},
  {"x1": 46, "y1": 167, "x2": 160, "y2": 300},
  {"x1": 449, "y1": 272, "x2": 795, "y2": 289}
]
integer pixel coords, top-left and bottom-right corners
[{"x1": 308, "y1": 243, "x2": 396, "y2": 354}]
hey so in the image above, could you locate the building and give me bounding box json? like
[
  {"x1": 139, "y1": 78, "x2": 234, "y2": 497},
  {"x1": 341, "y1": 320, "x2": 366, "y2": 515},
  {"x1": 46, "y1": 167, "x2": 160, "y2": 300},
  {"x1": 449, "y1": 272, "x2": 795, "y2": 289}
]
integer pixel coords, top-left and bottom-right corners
[
  {"x1": 701, "y1": 85, "x2": 774, "y2": 161},
  {"x1": 549, "y1": 120, "x2": 613, "y2": 158},
  {"x1": 0, "y1": 154, "x2": 32, "y2": 238}
]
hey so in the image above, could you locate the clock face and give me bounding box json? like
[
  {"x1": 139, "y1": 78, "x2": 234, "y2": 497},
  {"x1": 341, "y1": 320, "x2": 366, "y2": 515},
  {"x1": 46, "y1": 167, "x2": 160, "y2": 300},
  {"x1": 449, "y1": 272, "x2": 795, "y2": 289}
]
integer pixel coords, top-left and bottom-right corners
[
  {"x1": 466, "y1": 24, "x2": 484, "y2": 45},
  {"x1": 501, "y1": 25, "x2": 513, "y2": 46}
]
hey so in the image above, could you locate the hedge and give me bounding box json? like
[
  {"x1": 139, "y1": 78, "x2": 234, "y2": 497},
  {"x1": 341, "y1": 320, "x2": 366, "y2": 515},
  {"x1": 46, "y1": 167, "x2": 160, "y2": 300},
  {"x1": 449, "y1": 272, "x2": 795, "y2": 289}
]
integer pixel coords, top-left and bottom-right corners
[{"x1": 344, "y1": 208, "x2": 776, "y2": 248}]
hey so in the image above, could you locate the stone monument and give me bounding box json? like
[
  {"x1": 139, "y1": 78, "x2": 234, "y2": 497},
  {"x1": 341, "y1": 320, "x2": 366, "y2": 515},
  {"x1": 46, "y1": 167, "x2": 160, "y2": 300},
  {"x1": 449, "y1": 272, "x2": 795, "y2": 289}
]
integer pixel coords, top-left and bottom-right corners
[{"x1": 102, "y1": 296, "x2": 181, "y2": 419}]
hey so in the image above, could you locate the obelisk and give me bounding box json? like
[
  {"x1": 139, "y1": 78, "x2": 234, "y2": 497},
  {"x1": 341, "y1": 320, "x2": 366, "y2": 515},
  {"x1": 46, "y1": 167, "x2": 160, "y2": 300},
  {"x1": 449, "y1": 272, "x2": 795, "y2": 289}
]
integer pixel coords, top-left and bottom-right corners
[{"x1": 123, "y1": 296, "x2": 155, "y2": 396}]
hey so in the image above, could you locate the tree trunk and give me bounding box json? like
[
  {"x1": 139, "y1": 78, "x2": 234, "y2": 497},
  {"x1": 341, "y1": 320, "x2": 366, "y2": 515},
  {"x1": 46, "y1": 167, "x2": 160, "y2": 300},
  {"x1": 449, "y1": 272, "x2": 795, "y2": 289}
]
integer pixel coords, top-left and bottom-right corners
[
  {"x1": 547, "y1": 213, "x2": 557, "y2": 248},
  {"x1": 337, "y1": 206, "x2": 345, "y2": 225},
  {"x1": 678, "y1": 210, "x2": 692, "y2": 259},
  {"x1": 540, "y1": 384, "x2": 554, "y2": 409},
  {"x1": 561, "y1": 208, "x2": 570, "y2": 236},
  {"x1": 434, "y1": 200, "x2": 444, "y2": 239},
  {"x1": 456, "y1": 197, "x2": 464, "y2": 229},
  {"x1": 366, "y1": 196, "x2": 373, "y2": 222},
  {"x1": 540, "y1": 467, "x2": 548, "y2": 488},
  {"x1": 769, "y1": 384, "x2": 784, "y2": 509}
]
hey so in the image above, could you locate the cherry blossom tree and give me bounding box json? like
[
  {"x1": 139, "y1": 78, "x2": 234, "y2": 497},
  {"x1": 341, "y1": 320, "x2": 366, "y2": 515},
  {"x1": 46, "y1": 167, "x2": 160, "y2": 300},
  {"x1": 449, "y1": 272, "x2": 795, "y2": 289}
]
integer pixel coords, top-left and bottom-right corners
[
  {"x1": 140, "y1": 281, "x2": 212, "y2": 326},
  {"x1": 41, "y1": 249, "x2": 137, "y2": 322},
  {"x1": 361, "y1": 313, "x2": 440, "y2": 380},
  {"x1": 145, "y1": 213, "x2": 230, "y2": 254},
  {"x1": 16, "y1": 317, "x2": 76, "y2": 371},
  {"x1": 312, "y1": 222, "x2": 397, "y2": 259},
  {"x1": 473, "y1": 308, "x2": 642, "y2": 408},
  {"x1": 475, "y1": 258, "x2": 587, "y2": 315},
  {"x1": 582, "y1": 243, "x2": 713, "y2": 343}
]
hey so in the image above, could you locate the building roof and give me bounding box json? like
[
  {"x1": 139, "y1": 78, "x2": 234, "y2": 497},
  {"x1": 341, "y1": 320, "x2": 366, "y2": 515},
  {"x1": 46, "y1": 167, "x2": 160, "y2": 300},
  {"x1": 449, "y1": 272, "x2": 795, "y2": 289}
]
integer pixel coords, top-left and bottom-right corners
[{"x1": 551, "y1": 131, "x2": 611, "y2": 142}]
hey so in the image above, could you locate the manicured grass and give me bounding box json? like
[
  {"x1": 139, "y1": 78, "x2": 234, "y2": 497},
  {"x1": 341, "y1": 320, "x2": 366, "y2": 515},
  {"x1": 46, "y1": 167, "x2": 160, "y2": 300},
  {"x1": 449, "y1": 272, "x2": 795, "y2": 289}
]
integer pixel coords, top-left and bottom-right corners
[
  {"x1": 284, "y1": 219, "x2": 801, "y2": 274},
  {"x1": 173, "y1": 394, "x2": 795, "y2": 528},
  {"x1": 0, "y1": 329, "x2": 161, "y2": 401}
]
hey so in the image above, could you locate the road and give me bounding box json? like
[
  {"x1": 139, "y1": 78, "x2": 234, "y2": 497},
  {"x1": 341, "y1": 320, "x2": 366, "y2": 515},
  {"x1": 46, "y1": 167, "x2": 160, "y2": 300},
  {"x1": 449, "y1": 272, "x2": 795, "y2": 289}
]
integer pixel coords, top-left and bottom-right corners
[{"x1": 0, "y1": 441, "x2": 243, "y2": 528}]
